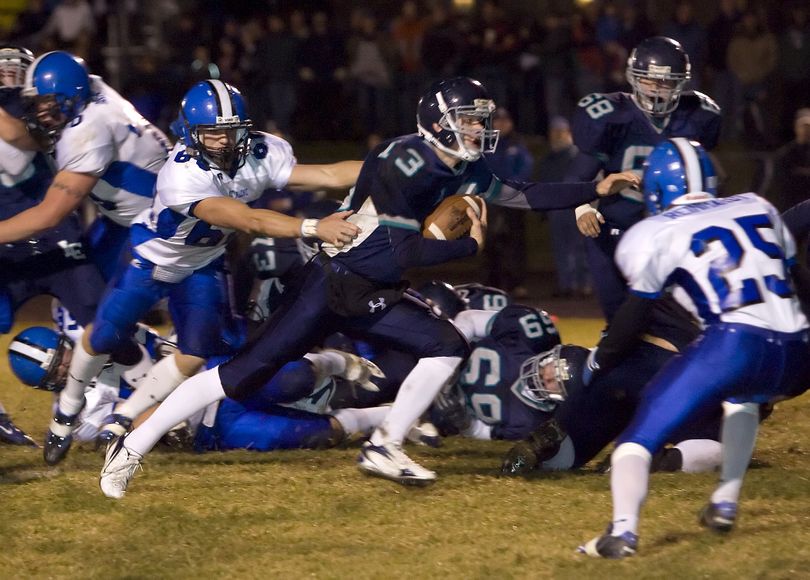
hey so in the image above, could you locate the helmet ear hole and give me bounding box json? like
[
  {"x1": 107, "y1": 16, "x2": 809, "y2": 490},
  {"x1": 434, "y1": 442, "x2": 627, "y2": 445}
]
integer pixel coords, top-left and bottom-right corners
[{"x1": 8, "y1": 326, "x2": 72, "y2": 391}]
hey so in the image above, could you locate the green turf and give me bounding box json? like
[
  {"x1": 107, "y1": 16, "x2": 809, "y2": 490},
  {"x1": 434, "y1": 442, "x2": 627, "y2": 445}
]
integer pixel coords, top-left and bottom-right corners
[{"x1": 2, "y1": 313, "x2": 810, "y2": 578}]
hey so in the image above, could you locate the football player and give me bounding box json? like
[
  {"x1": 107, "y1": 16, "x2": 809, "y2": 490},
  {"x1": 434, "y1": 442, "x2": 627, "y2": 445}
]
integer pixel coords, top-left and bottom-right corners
[
  {"x1": 434, "y1": 304, "x2": 562, "y2": 441},
  {"x1": 99, "y1": 76, "x2": 638, "y2": 497},
  {"x1": 0, "y1": 50, "x2": 171, "y2": 281},
  {"x1": 578, "y1": 139, "x2": 810, "y2": 558},
  {"x1": 47, "y1": 79, "x2": 360, "y2": 466},
  {"x1": 568, "y1": 36, "x2": 722, "y2": 321}
]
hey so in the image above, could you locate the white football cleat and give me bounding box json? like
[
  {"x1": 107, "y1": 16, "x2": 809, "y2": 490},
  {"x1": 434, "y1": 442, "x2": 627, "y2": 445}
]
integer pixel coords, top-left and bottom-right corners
[
  {"x1": 357, "y1": 440, "x2": 437, "y2": 485},
  {"x1": 99, "y1": 436, "x2": 143, "y2": 499},
  {"x1": 323, "y1": 349, "x2": 384, "y2": 392}
]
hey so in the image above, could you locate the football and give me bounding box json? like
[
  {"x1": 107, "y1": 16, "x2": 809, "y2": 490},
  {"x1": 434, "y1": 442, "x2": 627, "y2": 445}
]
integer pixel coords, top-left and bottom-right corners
[{"x1": 422, "y1": 195, "x2": 485, "y2": 240}]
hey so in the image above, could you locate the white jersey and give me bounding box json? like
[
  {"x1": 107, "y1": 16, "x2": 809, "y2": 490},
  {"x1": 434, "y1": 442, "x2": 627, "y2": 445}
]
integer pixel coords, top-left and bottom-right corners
[
  {"x1": 54, "y1": 76, "x2": 169, "y2": 226},
  {"x1": 617, "y1": 192, "x2": 809, "y2": 333},
  {"x1": 131, "y1": 133, "x2": 296, "y2": 273}
]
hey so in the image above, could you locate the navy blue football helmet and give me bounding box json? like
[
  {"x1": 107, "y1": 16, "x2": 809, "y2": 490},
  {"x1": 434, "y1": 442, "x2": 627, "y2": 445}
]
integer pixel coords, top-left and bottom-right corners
[
  {"x1": 519, "y1": 344, "x2": 589, "y2": 404},
  {"x1": 417, "y1": 77, "x2": 499, "y2": 162},
  {"x1": 416, "y1": 280, "x2": 468, "y2": 320},
  {"x1": 643, "y1": 138, "x2": 717, "y2": 215},
  {"x1": 626, "y1": 36, "x2": 691, "y2": 116},
  {"x1": 179, "y1": 79, "x2": 253, "y2": 174},
  {"x1": 8, "y1": 326, "x2": 73, "y2": 392},
  {"x1": 0, "y1": 45, "x2": 34, "y2": 88},
  {"x1": 22, "y1": 51, "x2": 92, "y2": 136},
  {"x1": 489, "y1": 305, "x2": 560, "y2": 355},
  {"x1": 454, "y1": 282, "x2": 512, "y2": 311}
]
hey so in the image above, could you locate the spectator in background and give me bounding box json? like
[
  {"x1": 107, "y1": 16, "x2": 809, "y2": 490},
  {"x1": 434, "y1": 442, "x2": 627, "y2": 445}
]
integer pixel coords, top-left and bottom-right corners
[
  {"x1": 37, "y1": 0, "x2": 96, "y2": 57},
  {"x1": 662, "y1": 0, "x2": 707, "y2": 91},
  {"x1": 347, "y1": 11, "x2": 393, "y2": 142},
  {"x1": 706, "y1": 0, "x2": 742, "y2": 141},
  {"x1": 468, "y1": 0, "x2": 516, "y2": 110},
  {"x1": 391, "y1": 0, "x2": 428, "y2": 135},
  {"x1": 483, "y1": 107, "x2": 533, "y2": 297},
  {"x1": 298, "y1": 11, "x2": 348, "y2": 140},
  {"x1": 253, "y1": 13, "x2": 301, "y2": 137},
  {"x1": 538, "y1": 13, "x2": 576, "y2": 129},
  {"x1": 421, "y1": 3, "x2": 464, "y2": 79},
  {"x1": 542, "y1": 117, "x2": 590, "y2": 299},
  {"x1": 777, "y1": 3, "x2": 810, "y2": 142},
  {"x1": 727, "y1": 10, "x2": 778, "y2": 148},
  {"x1": 616, "y1": 2, "x2": 654, "y2": 57},
  {"x1": 571, "y1": 0, "x2": 605, "y2": 97},
  {"x1": 595, "y1": 1, "x2": 625, "y2": 91},
  {"x1": 9, "y1": 0, "x2": 49, "y2": 50},
  {"x1": 757, "y1": 109, "x2": 810, "y2": 212}
]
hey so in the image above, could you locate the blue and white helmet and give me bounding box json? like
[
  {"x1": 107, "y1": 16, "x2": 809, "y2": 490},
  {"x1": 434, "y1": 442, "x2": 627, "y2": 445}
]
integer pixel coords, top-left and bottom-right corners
[
  {"x1": 8, "y1": 326, "x2": 73, "y2": 392},
  {"x1": 22, "y1": 51, "x2": 92, "y2": 136},
  {"x1": 178, "y1": 79, "x2": 253, "y2": 174},
  {"x1": 642, "y1": 137, "x2": 717, "y2": 215}
]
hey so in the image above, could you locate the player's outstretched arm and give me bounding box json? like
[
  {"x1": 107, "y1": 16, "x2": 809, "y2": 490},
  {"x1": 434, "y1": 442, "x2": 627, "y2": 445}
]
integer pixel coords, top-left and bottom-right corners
[
  {"x1": 595, "y1": 170, "x2": 640, "y2": 197},
  {"x1": 0, "y1": 106, "x2": 40, "y2": 150},
  {"x1": 193, "y1": 197, "x2": 360, "y2": 246},
  {"x1": 0, "y1": 170, "x2": 97, "y2": 244},
  {"x1": 287, "y1": 161, "x2": 363, "y2": 191}
]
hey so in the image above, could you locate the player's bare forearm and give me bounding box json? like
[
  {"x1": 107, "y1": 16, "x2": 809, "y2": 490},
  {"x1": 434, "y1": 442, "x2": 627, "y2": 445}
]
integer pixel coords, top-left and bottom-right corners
[
  {"x1": 287, "y1": 160, "x2": 362, "y2": 190},
  {"x1": 0, "y1": 107, "x2": 40, "y2": 150},
  {"x1": 0, "y1": 173, "x2": 93, "y2": 243}
]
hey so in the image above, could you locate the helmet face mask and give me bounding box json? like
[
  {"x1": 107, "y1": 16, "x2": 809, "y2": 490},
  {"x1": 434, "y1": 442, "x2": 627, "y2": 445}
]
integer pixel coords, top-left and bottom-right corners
[
  {"x1": 626, "y1": 36, "x2": 691, "y2": 117},
  {"x1": 519, "y1": 345, "x2": 569, "y2": 405},
  {"x1": 417, "y1": 77, "x2": 500, "y2": 162},
  {"x1": 180, "y1": 79, "x2": 253, "y2": 175},
  {"x1": 0, "y1": 46, "x2": 34, "y2": 88}
]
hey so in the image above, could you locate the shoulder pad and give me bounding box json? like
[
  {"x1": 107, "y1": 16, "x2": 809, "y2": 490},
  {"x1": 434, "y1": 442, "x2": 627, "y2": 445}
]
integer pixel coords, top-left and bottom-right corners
[
  {"x1": 678, "y1": 91, "x2": 721, "y2": 116},
  {"x1": 572, "y1": 92, "x2": 634, "y2": 156}
]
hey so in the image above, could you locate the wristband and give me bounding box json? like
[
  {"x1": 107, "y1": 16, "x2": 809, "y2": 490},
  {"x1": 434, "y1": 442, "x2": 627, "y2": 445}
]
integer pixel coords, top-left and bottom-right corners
[
  {"x1": 300, "y1": 219, "x2": 319, "y2": 238},
  {"x1": 575, "y1": 204, "x2": 599, "y2": 221}
]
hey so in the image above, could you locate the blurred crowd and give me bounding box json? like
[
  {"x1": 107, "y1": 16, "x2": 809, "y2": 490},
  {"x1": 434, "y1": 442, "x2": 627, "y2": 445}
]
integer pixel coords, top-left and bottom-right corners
[{"x1": 3, "y1": 0, "x2": 809, "y2": 150}]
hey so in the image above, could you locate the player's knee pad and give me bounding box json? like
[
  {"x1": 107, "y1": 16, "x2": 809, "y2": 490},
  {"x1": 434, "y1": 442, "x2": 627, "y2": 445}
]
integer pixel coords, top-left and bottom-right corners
[
  {"x1": 259, "y1": 359, "x2": 318, "y2": 404},
  {"x1": 88, "y1": 320, "x2": 127, "y2": 354},
  {"x1": 612, "y1": 441, "x2": 653, "y2": 464}
]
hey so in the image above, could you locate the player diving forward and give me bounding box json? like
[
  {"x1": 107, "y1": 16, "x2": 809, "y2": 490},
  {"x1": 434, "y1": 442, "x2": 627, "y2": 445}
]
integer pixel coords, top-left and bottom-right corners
[
  {"x1": 579, "y1": 138, "x2": 810, "y2": 559},
  {"x1": 43, "y1": 79, "x2": 361, "y2": 466},
  {"x1": 99, "y1": 76, "x2": 638, "y2": 498}
]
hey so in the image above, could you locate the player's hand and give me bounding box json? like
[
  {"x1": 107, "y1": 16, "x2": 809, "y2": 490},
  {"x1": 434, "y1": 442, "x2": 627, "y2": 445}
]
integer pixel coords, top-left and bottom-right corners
[
  {"x1": 434, "y1": 386, "x2": 471, "y2": 433},
  {"x1": 576, "y1": 208, "x2": 604, "y2": 238},
  {"x1": 316, "y1": 211, "x2": 360, "y2": 248},
  {"x1": 468, "y1": 202, "x2": 487, "y2": 254},
  {"x1": 595, "y1": 170, "x2": 640, "y2": 197}
]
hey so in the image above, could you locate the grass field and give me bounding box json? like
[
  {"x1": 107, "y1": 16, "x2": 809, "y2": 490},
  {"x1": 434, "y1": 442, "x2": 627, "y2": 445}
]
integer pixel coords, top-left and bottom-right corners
[{"x1": 2, "y1": 308, "x2": 810, "y2": 578}]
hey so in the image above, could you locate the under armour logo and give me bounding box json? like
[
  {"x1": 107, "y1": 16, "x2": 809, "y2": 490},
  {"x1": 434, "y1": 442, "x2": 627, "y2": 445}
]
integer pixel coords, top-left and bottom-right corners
[{"x1": 368, "y1": 297, "x2": 387, "y2": 313}]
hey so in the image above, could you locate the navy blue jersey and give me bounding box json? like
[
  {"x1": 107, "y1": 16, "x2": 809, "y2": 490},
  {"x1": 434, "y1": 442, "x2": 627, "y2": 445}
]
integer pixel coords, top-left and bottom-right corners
[
  {"x1": 454, "y1": 282, "x2": 512, "y2": 311},
  {"x1": 325, "y1": 134, "x2": 599, "y2": 283},
  {"x1": 458, "y1": 336, "x2": 554, "y2": 440},
  {"x1": 569, "y1": 91, "x2": 721, "y2": 229}
]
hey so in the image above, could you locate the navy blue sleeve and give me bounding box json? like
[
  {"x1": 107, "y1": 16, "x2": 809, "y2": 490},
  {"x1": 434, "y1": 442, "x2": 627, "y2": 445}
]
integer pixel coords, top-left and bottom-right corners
[
  {"x1": 493, "y1": 177, "x2": 597, "y2": 210},
  {"x1": 564, "y1": 150, "x2": 604, "y2": 182},
  {"x1": 393, "y1": 229, "x2": 478, "y2": 269},
  {"x1": 594, "y1": 293, "x2": 655, "y2": 371}
]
